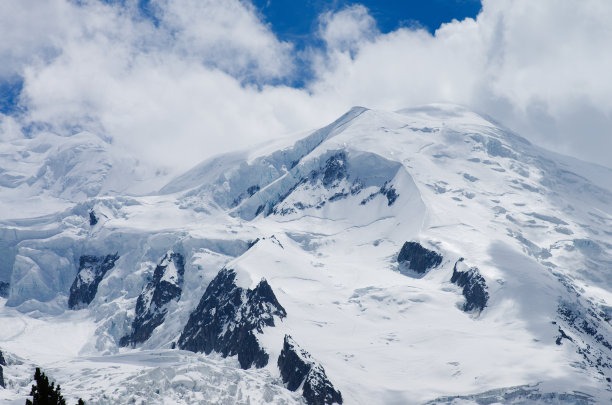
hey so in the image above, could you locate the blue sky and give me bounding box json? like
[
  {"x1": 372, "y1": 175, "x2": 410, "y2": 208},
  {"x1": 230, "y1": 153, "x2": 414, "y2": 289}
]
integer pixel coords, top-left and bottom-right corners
[
  {"x1": 1, "y1": 0, "x2": 611, "y2": 170},
  {"x1": 252, "y1": 0, "x2": 482, "y2": 42},
  {"x1": 1, "y1": 0, "x2": 482, "y2": 113},
  {"x1": 249, "y1": 0, "x2": 482, "y2": 86}
]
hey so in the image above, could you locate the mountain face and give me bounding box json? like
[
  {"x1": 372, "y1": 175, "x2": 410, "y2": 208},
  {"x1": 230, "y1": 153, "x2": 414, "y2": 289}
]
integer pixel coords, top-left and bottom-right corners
[
  {"x1": 1, "y1": 104, "x2": 612, "y2": 404},
  {"x1": 397, "y1": 241, "x2": 443, "y2": 276},
  {"x1": 177, "y1": 267, "x2": 286, "y2": 369},
  {"x1": 450, "y1": 258, "x2": 489, "y2": 313},
  {"x1": 278, "y1": 335, "x2": 343, "y2": 405},
  {"x1": 68, "y1": 254, "x2": 120, "y2": 309},
  {"x1": 120, "y1": 251, "x2": 185, "y2": 347}
]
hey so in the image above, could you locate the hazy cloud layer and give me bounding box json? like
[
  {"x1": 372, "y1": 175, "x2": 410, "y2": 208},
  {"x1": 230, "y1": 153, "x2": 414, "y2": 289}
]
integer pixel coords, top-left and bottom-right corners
[{"x1": 1, "y1": 0, "x2": 611, "y2": 173}]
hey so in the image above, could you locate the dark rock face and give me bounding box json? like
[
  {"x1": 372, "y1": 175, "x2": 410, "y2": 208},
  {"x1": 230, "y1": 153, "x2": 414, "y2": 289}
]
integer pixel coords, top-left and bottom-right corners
[
  {"x1": 380, "y1": 183, "x2": 398, "y2": 206},
  {"x1": 322, "y1": 153, "x2": 348, "y2": 187},
  {"x1": 247, "y1": 238, "x2": 261, "y2": 249},
  {"x1": 0, "y1": 349, "x2": 5, "y2": 388},
  {"x1": 247, "y1": 185, "x2": 260, "y2": 196},
  {"x1": 0, "y1": 281, "x2": 9, "y2": 298},
  {"x1": 397, "y1": 242, "x2": 443, "y2": 275},
  {"x1": 555, "y1": 301, "x2": 612, "y2": 376},
  {"x1": 120, "y1": 252, "x2": 185, "y2": 347},
  {"x1": 89, "y1": 211, "x2": 98, "y2": 226},
  {"x1": 360, "y1": 182, "x2": 399, "y2": 207},
  {"x1": 423, "y1": 384, "x2": 594, "y2": 405},
  {"x1": 265, "y1": 150, "x2": 401, "y2": 217},
  {"x1": 451, "y1": 258, "x2": 488, "y2": 313},
  {"x1": 177, "y1": 268, "x2": 286, "y2": 369},
  {"x1": 278, "y1": 335, "x2": 343, "y2": 405},
  {"x1": 231, "y1": 185, "x2": 263, "y2": 207},
  {"x1": 68, "y1": 254, "x2": 119, "y2": 309},
  {"x1": 270, "y1": 153, "x2": 351, "y2": 216}
]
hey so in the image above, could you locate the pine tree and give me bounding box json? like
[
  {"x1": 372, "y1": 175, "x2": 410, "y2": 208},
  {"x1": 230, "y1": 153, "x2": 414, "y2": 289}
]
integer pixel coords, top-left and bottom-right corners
[{"x1": 25, "y1": 367, "x2": 66, "y2": 405}]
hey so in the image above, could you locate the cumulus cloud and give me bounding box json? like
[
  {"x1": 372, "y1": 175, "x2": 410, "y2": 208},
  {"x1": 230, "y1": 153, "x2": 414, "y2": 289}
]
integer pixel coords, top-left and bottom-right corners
[
  {"x1": 152, "y1": 0, "x2": 295, "y2": 80},
  {"x1": 2, "y1": 0, "x2": 612, "y2": 175},
  {"x1": 5, "y1": 0, "x2": 313, "y2": 173},
  {"x1": 311, "y1": 0, "x2": 612, "y2": 168},
  {"x1": 319, "y1": 5, "x2": 378, "y2": 53}
]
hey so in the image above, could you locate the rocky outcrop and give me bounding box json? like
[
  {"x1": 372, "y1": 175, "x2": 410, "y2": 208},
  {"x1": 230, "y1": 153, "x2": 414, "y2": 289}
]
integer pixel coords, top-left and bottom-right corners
[
  {"x1": 0, "y1": 281, "x2": 9, "y2": 298},
  {"x1": 554, "y1": 300, "x2": 612, "y2": 378},
  {"x1": 397, "y1": 242, "x2": 443, "y2": 275},
  {"x1": 278, "y1": 335, "x2": 343, "y2": 405},
  {"x1": 89, "y1": 210, "x2": 98, "y2": 226},
  {"x1": 68, "y1": 254, "x2": 119, "y2": 309},
  {"x1": 0, "y1": 349, "x2": 5, "y2": 388},
  {"x1": 451, "y1": 258, "x2": 488, "y2": 313},
  {"x1": 120, "y1": 252, "x2": 185, "y2": 346},
  {"x1": 177, "y1": 268, "x2": 286, "y2": 369}
]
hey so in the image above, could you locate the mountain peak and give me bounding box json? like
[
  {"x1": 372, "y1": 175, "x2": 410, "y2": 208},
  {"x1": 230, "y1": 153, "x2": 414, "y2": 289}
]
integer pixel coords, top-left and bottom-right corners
[{"x1": 0, "y1": 105, "x2": 611, "y2": 404}]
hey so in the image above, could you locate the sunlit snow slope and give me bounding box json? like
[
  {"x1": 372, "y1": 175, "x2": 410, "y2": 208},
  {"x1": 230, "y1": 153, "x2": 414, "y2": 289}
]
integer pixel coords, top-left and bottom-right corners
[{"x1": 1, "y1": 104, "x2": 611, "y2": 405}]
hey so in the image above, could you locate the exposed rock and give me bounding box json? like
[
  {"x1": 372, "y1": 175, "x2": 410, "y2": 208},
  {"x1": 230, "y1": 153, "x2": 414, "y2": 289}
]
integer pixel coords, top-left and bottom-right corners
[
  {"x1": 451, "y1": 258, "x2": 489, "y2": 313},
  {"x1": 321, "y1": 153, "x2": 348, "y2": 187},
  {"x1": 380, "y1": 182, "x2": 399, "y2": 206},
  {"x1": 120, "y1": 252, "x2": 185, "y2": 346},
  {"x1": 89, "y1": 210, "x2": 98, "y2": 226},
  {"x1": 247, "y1": 238, "x2": 261, "y2": 249},
  {"x1": 556, "y1": 300, "x2": 612, "y2": 375},
  {"x1": 0, "y1": 348, "x2": 5, "y2": 388},
  {"x1": 397, "y1": 242, "x2": 443, "y2": 275},
  {"x1": 271, "y1": 152, "x2": 352, "y2": 216},
  {"x1": 555, "y1": 327, "x2": 574, "y2": 346},
  {"x1": 360, "y1": 181, "x2": 399, "y2": 206},
  {"x1": 0, "y1": 281, "x2": 9, "y2": 298},
  {"x1": 424, "y1": 383, "x2": 594, "y2": 405},
  {"x1": 177, "y1": 268, "x2": 286, "y2": 369},
  {"x1": 278, "y1": 335, "x2": 343, "y2": 405},
  {"x1": 68, "y1": 254, "x2": 119, "y2": 309}
]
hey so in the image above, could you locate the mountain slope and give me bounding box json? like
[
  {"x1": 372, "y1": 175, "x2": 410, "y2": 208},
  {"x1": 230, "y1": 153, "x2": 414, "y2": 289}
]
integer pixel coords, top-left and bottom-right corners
[{"x1": 0, "y1": 104, "x2": 611, "y2": 404}]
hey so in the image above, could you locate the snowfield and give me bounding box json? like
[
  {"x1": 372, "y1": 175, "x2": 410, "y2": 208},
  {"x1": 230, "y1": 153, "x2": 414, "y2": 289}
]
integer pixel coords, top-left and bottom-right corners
[{"x1": 0, "y1": 104, "x2": 611, "y2": 404}]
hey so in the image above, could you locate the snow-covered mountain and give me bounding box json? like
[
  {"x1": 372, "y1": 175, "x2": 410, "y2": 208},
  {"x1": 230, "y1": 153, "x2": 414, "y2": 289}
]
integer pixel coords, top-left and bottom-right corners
[{"x1": 1, "y1": 104, "x2": 611, "y2": 404}]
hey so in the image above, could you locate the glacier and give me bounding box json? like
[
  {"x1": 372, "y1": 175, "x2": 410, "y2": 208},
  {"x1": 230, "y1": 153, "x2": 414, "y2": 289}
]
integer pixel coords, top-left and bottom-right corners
[{"x1": 0, "y1": 104, "x2": 611, "y2": 404}]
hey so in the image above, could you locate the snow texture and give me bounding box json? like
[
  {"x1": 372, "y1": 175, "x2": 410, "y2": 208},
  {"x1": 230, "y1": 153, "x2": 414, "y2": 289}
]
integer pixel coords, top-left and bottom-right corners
[{"x1": 1, "y1": 104, "x2": 612, "y2": 404}]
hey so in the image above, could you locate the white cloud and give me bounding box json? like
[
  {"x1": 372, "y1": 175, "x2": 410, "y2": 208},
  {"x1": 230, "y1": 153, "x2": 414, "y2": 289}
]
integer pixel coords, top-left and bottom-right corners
[
  {"x1": 152, "y1": 0, "x2": 294, "y2": 80},
  {"x1": 310, "y1": 0, "x2": 612, "y2": 168},
  {"x1": 318, "y1": 5, "x2": 378, "y2": 53},
  {"x1": 2, "y1": 0, "x2": 612, "y2": 175},
  {"x1": 8, "y1": 0, "x2": 314, "y2": 173}
]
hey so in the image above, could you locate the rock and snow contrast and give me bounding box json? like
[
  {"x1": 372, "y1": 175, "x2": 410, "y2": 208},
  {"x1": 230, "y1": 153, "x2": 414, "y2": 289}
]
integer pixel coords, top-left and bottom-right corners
[
  {"x1": 177, "y1": 267, "x2": 287, "y2": 369},
  {"x1": 0, "y1": 104, "x2": 611, "y2": 404},
  {"x1": 120, "y1": 251, "x2": 185, "y2": 347}
]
